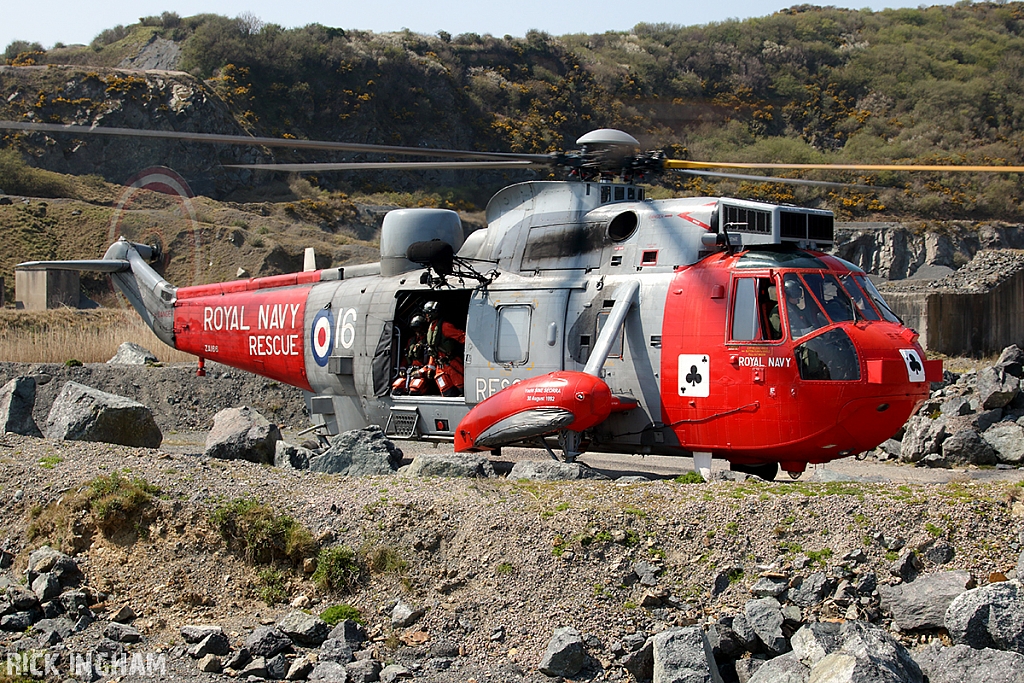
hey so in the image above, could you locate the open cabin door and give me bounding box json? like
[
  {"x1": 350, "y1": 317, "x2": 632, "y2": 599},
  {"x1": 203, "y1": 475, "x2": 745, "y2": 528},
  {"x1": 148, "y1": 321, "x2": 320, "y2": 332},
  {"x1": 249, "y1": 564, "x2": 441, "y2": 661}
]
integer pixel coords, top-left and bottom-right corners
[{"x1": 464, "y1": 286, "x2": 573, "y2": 405}]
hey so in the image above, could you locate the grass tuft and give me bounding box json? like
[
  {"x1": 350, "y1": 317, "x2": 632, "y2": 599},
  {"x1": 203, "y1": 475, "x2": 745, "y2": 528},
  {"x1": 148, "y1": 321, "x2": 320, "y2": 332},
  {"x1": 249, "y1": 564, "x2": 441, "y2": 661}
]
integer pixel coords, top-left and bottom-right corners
[{"x1": 209, "y1": 498, "x2": 316, "y2": 566}]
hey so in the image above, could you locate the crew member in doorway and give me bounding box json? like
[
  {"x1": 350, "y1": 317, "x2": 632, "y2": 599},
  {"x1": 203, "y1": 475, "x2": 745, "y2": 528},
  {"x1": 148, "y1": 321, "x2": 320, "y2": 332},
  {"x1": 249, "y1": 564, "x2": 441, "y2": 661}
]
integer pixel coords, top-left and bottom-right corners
[
  {"x1": 423, "y1": 300, "x2": 465, "y2": 396},
  {"x1": 392, "y1": 315, "x2": 430, "y2": 395}
]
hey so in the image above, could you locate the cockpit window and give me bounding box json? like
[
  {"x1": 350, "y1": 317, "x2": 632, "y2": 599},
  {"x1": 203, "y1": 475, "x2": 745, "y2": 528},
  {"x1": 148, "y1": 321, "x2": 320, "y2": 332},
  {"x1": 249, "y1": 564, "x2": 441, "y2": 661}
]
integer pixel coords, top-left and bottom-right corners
[
  {"x1": 795, "y1": 328, "x2": 861, "y2": 381},
  {"x1": 838, "y1": 274, "x2": 880, "y2": 321},
  {"x1": 854, "y1": 275, "x2": 901, "y2": 323},
  {"x1": 731, "y1": 277, "x2": 782, "y2": 342},
  {"x1": 782, "y1": 273, "x2": 828, "y2": 339},
  {"x1": 803, "y1": 272, "x2": 857, "y2": 323}
]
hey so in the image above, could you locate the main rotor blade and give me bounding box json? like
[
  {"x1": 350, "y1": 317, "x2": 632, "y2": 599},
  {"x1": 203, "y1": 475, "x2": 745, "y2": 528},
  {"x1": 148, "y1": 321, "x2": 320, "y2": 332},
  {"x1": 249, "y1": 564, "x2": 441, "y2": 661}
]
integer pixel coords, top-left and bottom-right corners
[
  {"x1": 0, "y1": 121, "x2": 553, "y2": 162},
  {"x1": 224, "y1": 160, "x2": 545, "y2": 171},
  {"x1": 679, "y1": 169, "x2": 879, "y2": 191},
  {"x1": 666, "y1": 159, "x2": 1024, "y2": 173}
]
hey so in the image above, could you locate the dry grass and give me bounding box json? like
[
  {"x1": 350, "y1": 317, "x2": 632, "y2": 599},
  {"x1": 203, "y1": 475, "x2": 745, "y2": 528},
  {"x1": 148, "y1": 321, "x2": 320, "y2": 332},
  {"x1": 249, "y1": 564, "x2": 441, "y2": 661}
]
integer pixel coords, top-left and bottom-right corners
[{"x1": 0, "y1": 308, "x2": 194, "y2": 363}]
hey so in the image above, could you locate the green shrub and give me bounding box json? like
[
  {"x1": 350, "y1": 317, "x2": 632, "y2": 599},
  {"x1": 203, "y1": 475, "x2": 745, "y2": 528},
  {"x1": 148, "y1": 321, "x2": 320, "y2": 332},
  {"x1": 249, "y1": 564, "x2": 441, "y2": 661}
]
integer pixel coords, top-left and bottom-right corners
[
  {"x1": 210, "y1": 498, "x2": 316, "y2": 566},
  {"x1": 256, "y1": 567, "x2": 286, "y2": 605},
  {"x1": 364, "y1": 545, "x2": 407, "y2": 575},
  {"x1": 320, "y1": 603, "x2": 364, "y2": 625},
  {"x1": 313, "y1": 546, "x2": 362, "y2": 592},
  {"x1": 674, "y1": 471, "x2": 705, "y2": 484},
  {"x1": 0, "y1": 149, "x2": 70, "y2": 198}
]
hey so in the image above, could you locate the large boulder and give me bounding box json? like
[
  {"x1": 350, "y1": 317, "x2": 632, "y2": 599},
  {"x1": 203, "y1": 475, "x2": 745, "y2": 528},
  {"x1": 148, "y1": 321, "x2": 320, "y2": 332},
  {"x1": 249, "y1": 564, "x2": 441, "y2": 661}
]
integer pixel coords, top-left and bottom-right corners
[
  {"x1": 538, "y1": 626, "x2": 587, "y2": 678},
  {"x1": 914, "y1": 643, "x2": 1024, "y2": 683},
  {"x1": 806, "y1": 621, "x2": 922, "y2": 683},
  {"x1": 0, "y1": 376, "x2": 42, "y2": 437},
  {"x1": 508, "y1": 460, "x2": 607, "y2": 481},
  {"x1": 982, "y1": 422, "x2": 1024, "y2": 464},
  {"x1": 941, "y1": 430, "x2": 998, "y2": 466},
  {"x1": 651, "y1": 627, "x2": 724, "y2": 683},
  {"x1": 274, "y1": 440, "x2": 312, "y2": 469},
  {"x1": 900, "y1": 414, "x2": 947, "y2": 463},
  {"x1": 307, "y1": 426, "x2": 402, "y2": 476},
  {"x1": 406, "y1": 453, "x2": 495, "y2": 478},
  {"x1": 945, "y1": 580, "x2": 1024, "y2": 653},
  {"x1": 204, "y1": 407, "x2": 280, "y2": 464},
  {"x1": 107, "y1": 342, "x2": 157, "y2": 365},
  {"x1": 996, "y1": 345, "x2": 1024, "y2": 378},
  {"x1": 977, "y1": 366, "x2": 1021, "y2": 410},
  {"x1": 748, "y1": 652, "x2": 809, "y2": 683},
  {"x1": 745, "y1": 597, "x2": 788, "y2": 655},
  {"x1": 878, "y1": 571, "x2": 974, "y2": 631},
  {"x1": 45, "y1": 382, "x2": 161, "y2": 448},
  {"x1": 277, "y1": 611, "x2": 329, "y2": 647}
]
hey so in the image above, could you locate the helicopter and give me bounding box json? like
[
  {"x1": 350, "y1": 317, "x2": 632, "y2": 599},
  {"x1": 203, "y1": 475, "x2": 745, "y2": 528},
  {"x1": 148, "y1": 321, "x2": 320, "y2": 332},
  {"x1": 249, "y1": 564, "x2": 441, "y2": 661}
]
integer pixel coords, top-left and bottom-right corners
[{"x1": 5, "y1": 121, "x2": 970, "y2": 480}]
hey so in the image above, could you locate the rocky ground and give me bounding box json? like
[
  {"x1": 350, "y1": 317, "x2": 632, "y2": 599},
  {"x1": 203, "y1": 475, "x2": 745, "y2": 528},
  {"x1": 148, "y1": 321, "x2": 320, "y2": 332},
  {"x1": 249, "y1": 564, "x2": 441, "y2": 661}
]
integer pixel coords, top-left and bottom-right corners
[{"x1": 1, "y1": 352, "x2": 1024, "y2": 682}]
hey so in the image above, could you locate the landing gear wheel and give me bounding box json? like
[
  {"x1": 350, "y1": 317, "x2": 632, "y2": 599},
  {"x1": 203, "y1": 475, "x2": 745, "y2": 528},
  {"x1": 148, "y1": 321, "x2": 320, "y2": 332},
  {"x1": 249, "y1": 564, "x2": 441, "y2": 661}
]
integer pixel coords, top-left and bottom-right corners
[{"x1": 730, "y1": 462, "x2": 779, "y2": 481}]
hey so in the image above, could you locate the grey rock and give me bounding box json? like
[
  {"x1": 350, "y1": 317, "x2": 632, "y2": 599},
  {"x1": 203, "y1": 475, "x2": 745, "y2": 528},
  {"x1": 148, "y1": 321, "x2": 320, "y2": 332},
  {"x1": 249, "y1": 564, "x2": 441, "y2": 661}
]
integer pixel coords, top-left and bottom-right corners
[
  {"x1": 973, "y1": 408, "x2": 1005, "y2": 433},
  {"x1": 707, "y1": 620, "x2": 743, "y2": 659},
  {"x1": 27, "y1": 546, "x2": 81, "y2": 586},
  {"x1": 731, "y1": 613, "x2": 760, "y2": 651},
  {"x1": 997, "y1": 344, "x2": 1024, "y2": 378},
  {"x1": 241, "y1": 656, "x2": 270, "y2": 679},
  {"x1": 922, "y1": 541, "x2": 955, "y2": 565},
  {"x1": 983, "y1": 422, "x2": 1024, "y2": 463},
  {"x1": 942, "y1": 429, "x2": 998, "y2": 466},
  {"x1": 940, "y1": 395, "x2": 972, "y2": 417},
  {"x1": 266, "y1": 653, "x2": 289, "y2": 680},
  {"x1": 285, "y1": 655, "x2": 315, "y2": 680},
  {"x1": 204, "y1": 406, "x2": 280, "y2": 464},
  {"x1": 103, "y1": 622, "x2": 141, "y2": 643},
  {"x1": 945, "y1": 580, "x2": 1024, "y2": 653},
  {"x1": 308, "y1": 426, "x2": 402, "y2": 476},
  {"x1": 107, "y1": 342, "x2": 158, "y2": 365},
  {"x1": 197, "y1": 654, "x2": 222, "y2": 673},
  {"x1": 508, "y1": 460, "x2": 608, "y2": 480},
  {"x1": 750, "y1": 575, "x2": 789, "y2": 598},
  {"x1": 1, "y1": 609, "x2": 41, "y2": 631},
  {"x1": 891, "y1": 550, "x2": 924, "y2": 581},
  {"x1": 309, "y1": 660, "x2": 349, "y2": 680},
  {"x1": 45, "y1": 381, "x2": 161, "y2": 447},
  {"x1": 0, "y1": 376, "x2": 42, "y2": 437},
  {"x1": 58, "y1": 590, "x2": 89, "y2": 617},
  {"x1": 320, "y1": 637, "x2": 356, "y2": 664},
  {"x1": 735, "y1": 657, "x2": 765, "y2": 683},
  {"x1": 328, "y1": 619, "x2": 366, "y2": 644},
  {"x1": 180, "y1": 624, "x2": 223, "y2": 644},
  {"x1": 879, "y1": 571, "x2": 974, "y2": 631},
  {"x1": 30, "y1": 617, "x2": 73, "y2": 644},
  {"x1": 6, "y1": 585, "x2": 39, "y2": 611},
  {"x1": 634, "y1": 560, "x2": 661, "y2": 586},
  {"x1": 538, "y1": 626, "x2": 587, "y2": 677},
  {"x1": 379, "y1": 663, "x2": 412, "y2": 683},
  {"x1": 807, "y1": 621, "x2": 922, "y2": 683},
  {"x1": 977, "y1": 366, "x2": 1020, "y2": 409},
  {"x1": 278, "y1": 610, "x2": 330, "y2": 647},
  {"x1": 748, "y1": 651, "x2": 809, "y2": 683},
  {"x1": 791, "y1": 573, "x2": 833, "y2": 607},
  {"x1": 651, "y1": 626, "x2": 724, "y2": 683},
  {"x1": 875, "y1": 438, "x2": 902, "y2": 461},
  {"x1": 913, "y1": 643, "x2": 1024, "y2": 683},
  {"x1": 391, "y1": 600, "x2": 425, "y2": 628},
  {"x1": 346, "y1": 659, "x2": 382, "y2": 683},
  {"x1": 275, "y1": 440, "x2": 312, "y2": 469},
  {"x1": 921, "y1": 453, "x2": 951, "y2": 468},
  {"x1": 407, "y1": 453, "x2": 495, "y2": 478},
  {"x1": 791, "y1": 622, "x2": 841, "y2": 667},
  {"x1": 244, "y1": 626, "x2": 292, "y2": 658},
  {"x1": 30, "y1": 573, "x2": 61, "y2": 602},
  {"x1": 224, "y1": 647, "x2": 251, "y2": 670},
  {"x1": 745, "y1": 597, "x2": 788, "y2": 655},
  {"x1": 900, "y1": 414, "x2": 947, "y2": 463},
  {"x1": 621, "y1": 638, "x2": 653, "y2": 680},
  {"x1": 188, "y1": 631, "x2": 231, "y2": 657}
]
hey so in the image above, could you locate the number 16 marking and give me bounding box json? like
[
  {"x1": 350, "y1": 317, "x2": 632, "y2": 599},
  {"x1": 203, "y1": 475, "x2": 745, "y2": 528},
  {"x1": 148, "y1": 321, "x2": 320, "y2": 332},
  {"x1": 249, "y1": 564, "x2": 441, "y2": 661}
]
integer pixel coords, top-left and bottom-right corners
[{"x1": 336, "y1": 308, "x2": 357, "y2": 349}]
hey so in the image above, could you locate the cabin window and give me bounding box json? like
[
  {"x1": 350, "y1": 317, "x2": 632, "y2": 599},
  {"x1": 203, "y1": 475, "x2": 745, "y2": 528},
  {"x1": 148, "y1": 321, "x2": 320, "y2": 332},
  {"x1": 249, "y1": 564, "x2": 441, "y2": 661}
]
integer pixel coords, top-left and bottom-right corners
[
  {"x1": 730, "y1": 277, "x2": 782, "y2": 342},
  {"x1": 496, "y1": 305, "x2": 531, "y2": 363}
]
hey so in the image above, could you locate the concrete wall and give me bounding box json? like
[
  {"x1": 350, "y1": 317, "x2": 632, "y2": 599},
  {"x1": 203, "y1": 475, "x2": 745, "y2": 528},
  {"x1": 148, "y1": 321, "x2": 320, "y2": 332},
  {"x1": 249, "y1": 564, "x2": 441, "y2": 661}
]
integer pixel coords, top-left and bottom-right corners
[
  {"x1": 14, "y1": 269, "x2": 80, "y2": 310},
  {"x1": 885, "y1": 269, "x2": 1024, "y2": 356}
]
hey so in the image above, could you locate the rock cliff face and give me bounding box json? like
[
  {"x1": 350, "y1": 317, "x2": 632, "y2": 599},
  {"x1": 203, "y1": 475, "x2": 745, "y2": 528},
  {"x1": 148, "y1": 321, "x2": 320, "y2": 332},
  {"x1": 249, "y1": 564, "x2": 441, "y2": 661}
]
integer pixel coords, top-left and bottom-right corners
[
  {"x1": 833, "y1": 223, "x2": 1024, "y2": 281},
  {"x1": 0, "y1": 66, "x2": 270, "y2": 197}
]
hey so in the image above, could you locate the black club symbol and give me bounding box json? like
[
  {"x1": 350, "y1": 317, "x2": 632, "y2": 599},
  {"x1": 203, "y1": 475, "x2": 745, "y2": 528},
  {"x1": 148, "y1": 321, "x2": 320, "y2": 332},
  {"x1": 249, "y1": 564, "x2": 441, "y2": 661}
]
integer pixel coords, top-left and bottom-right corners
[
  {"x1": 686, "y1": 365, "x2": 703, "y2": 387},
  {"x1": 908, "y1": 354, "x2": 922, "y2": 374}
]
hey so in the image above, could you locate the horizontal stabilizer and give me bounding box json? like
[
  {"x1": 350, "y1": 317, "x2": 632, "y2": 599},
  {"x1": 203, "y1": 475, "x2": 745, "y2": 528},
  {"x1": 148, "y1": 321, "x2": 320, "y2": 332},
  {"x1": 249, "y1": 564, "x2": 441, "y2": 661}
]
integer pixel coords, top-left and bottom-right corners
[{"x1": 16, "y1": 259, "x2": 131, "y2": 273}]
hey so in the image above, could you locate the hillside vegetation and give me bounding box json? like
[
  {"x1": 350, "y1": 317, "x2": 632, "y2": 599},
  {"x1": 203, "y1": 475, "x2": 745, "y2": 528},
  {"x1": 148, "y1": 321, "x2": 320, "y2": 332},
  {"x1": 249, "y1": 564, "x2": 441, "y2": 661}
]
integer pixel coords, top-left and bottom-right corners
[{"x1": 4, "y1": 4, "x2": 1024, "y2": 219}]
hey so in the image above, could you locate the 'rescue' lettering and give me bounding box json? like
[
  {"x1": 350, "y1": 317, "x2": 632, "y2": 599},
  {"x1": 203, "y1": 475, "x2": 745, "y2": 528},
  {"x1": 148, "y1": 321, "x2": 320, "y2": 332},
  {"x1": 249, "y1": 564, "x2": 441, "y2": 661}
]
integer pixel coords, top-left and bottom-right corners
[
  {"x1": 248, "y1": 334, "x2": 301, "y2": 357},
  {"x1": 202, "y1": 306, "x2": 251, "y2": 331}
]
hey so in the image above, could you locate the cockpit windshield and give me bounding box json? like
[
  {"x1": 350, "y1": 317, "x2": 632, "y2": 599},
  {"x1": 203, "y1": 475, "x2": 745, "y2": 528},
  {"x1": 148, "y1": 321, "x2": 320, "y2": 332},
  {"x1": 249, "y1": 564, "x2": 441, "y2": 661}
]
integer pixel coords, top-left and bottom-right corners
[{"x1": 782, "y1": 273, "x2": 828, "y2": 339}]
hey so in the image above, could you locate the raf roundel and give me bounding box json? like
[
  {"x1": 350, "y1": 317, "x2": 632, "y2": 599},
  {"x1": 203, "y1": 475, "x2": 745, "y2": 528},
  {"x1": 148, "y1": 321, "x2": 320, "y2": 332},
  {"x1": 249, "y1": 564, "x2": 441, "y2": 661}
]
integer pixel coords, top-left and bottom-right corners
[{"x1": 311, "y1": 308, "x2": 335, "y2": 367}]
